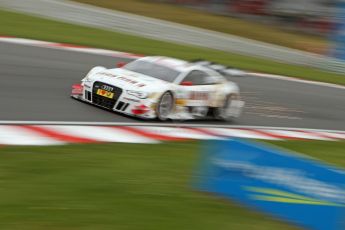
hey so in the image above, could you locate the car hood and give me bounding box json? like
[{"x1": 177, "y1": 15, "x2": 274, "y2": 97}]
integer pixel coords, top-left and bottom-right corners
[{"x1": 89, "y1": 68, "x2": 171, "y2": 92}]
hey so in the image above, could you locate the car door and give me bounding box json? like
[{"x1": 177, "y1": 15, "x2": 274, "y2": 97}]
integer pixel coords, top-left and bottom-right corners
[{"x1": 178, "y1": 70, "x2": 218, "y2": 107}]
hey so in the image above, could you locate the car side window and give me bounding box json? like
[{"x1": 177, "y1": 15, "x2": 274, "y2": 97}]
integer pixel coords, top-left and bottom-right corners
[{"x1": 182, "y1": 70, "x2": 210, "y2": 85}]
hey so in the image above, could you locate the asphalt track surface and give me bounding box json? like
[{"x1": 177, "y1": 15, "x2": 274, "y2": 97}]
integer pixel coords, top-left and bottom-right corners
[{"x1": 1, "y1": 42, "x2": 345, "y2": 130}]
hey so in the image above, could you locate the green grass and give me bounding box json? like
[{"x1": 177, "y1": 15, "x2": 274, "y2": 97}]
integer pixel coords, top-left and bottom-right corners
[
  {"x1": 264, "y1": 140, "x2": 345, "y2": 167},
  {"x1": 0, "y1": 140, "x2": 344, "y2": 230},
  {"x1": 73, "y1": 0, "x2": 328, "y2": 54},
  {"x1": 1, "y1": 9, "x2": 344, "y2": 85}
]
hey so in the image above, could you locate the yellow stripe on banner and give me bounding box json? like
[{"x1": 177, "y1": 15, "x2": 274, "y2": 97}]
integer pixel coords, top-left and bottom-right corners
[
  {"x1": 244, "y1": 187, "x2": 343, "y2": 207},
  {"x1": 245, "y1": 186, "x2": 315, "y2": 201},
  {"x1": 250, "y1": 195, "x2": 341, "y2": 206}
]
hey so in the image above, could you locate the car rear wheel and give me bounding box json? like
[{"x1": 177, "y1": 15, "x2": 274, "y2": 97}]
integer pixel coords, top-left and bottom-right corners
[
  {"x1": 156, "y1": 92, "x2": 174, "y2": 121},
  {"x1": 213, "y1": 94, "x2": 235, "y2": 122}
]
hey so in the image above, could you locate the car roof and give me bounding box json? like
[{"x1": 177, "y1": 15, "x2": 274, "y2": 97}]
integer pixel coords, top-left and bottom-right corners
[{"x1": 137, "y1": 56, "x2": 209, "y2": 73}]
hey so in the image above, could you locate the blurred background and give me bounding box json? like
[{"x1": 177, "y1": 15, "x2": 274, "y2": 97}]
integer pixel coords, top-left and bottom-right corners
[
  {"x1": 158, "y1": 0, "x2": 337, "y2": 36},
  {"x1": 154, "y1": 0, "x2": 344, "y2": 57}
]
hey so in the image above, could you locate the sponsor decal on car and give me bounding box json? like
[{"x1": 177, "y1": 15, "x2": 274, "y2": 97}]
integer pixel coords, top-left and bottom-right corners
[
  {"x1": 175, "y1": 99, "x2": 187, "y2": 106},
  {"x1": 190, "y1": 91, "x2": 209, "y2": 100},
  {"x1": 98, "y1": 72, "x2": 147, "y2": 88},
  {"x1": 96, "y1": 89, "x2": 114, "y2": 99},
  {"x1": 117, "y1": 76, "x2": 139, "y2": 85}
]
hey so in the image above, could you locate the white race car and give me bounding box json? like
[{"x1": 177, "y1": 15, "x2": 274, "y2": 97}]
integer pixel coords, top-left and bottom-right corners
[{"x1": 71, "y1": 56, "x2": 244, "y2": 121}]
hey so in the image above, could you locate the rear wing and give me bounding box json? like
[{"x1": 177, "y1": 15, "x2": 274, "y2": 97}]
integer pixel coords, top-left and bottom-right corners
[{"x1": 190, "y1": 59, "x2": 246, "y2": 77}]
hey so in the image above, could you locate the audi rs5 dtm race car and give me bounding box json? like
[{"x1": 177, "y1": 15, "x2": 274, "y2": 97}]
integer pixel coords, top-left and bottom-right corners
[{"x1": 71, "y1": 56, "x2": 244, "y2": 121}]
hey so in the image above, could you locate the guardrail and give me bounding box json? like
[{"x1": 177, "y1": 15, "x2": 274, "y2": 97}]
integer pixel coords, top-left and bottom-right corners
[{"x1": 0, "y1": 0, "x2": 344, "y2": 74}]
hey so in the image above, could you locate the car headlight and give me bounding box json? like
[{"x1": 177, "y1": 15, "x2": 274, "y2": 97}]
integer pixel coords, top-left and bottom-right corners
[{"x1": 127, "y1": 90, "x2": 148, "y2": 99}]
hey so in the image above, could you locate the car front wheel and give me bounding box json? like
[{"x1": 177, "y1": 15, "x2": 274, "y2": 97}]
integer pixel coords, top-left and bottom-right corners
[{"x1": 156, "y1": 91, "x2": 174, "y2": 121}]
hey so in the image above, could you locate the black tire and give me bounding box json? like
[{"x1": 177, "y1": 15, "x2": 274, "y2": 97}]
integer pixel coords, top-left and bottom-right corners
[
  {"x1": 156, "y1": 91, "x2": 174, "y2": 121},
  {"x1": 213, "y1": 94, "x2": 234, "y2": 122}
]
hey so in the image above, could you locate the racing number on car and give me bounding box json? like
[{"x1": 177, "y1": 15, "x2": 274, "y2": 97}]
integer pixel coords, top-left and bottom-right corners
[{"x1": 97, "y1": 89, "x2": 114, "y2": 99}]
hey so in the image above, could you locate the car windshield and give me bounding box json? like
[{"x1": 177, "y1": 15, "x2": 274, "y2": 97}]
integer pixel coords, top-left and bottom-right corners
[{"x1": 123, "y1": 60, "x2": 181, "y2": 83}]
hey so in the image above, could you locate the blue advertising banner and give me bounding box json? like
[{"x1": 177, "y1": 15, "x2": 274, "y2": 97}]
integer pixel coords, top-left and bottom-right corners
[
  {"x1": 332, "y1": 1, "x2": 345, "y2": 60},
  {"x1": 195, "y1": 139, "x2": 345, "y2": 230}
]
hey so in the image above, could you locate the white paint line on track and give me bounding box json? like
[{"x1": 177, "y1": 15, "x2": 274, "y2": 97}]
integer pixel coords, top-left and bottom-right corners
[
  {"x1": 0, "y1": 37, "x2": 53, "y2": 46},
  {"x1": 247, "y1": 72, "x2": 345, "y2": 90},
  {"x1": 0, "y1": 126, "x2": 64, "y2": 145},
  {"x1": 0, "y1": 124, "x2": 342, "y2": 146},
  {"x1": 262, "y1": 129, "x2": 331, "y2": 140},
  {"x1": 296, "y1": 130, "x2": 336, "y2": 141},
  {"x1": 0, "y1": 36, "x2": 344, "y2": 89},
  {"x1": 132, "y1": 126, "x2": 223, "y2": 140},
  {"x1": 0, "y1": 37, "x2": 141, "y2": 59},
  {"x1": 200, "y1": 128, "x2": 280, "y2": 140},
  {"x1": 0, "y1": 120, "x2": 344, "y2": 133},
  {"x1": 45, "y1": 125, "x2": 157, "y2": 144},
  {"x1": 316, "y1": 131, "x2": 345, "y2": 140}
]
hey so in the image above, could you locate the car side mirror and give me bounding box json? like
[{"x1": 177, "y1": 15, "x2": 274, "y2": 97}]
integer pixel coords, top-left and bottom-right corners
[
  {"x1": 180, "y1": 81, "x2": 193, "y2": 86},
  {"x1": 116, "y1": 62, "x2": 126, "y2": 68}
]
